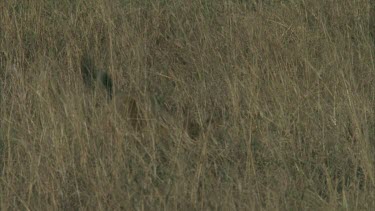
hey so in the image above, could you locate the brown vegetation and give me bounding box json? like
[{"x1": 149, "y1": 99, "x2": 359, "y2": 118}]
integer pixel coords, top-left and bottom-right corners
[{"x1": 1, "y1": 0, "x2": 375, "y2": 210}]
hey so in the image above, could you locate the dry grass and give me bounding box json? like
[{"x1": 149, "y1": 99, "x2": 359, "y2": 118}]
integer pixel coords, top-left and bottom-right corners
[{"x1": 1, "y1": 0, "x2": 375, "y2": 210}]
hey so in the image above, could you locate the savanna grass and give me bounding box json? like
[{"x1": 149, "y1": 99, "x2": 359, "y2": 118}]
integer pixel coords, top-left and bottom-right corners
[{"x1": 1, "y1": 0, "x2": 375, "y2": 210}]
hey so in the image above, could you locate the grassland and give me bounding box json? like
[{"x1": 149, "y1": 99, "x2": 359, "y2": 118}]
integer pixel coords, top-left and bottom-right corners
[{"x1": 1, "y1": 0, "x2": 375, "y2": 210}]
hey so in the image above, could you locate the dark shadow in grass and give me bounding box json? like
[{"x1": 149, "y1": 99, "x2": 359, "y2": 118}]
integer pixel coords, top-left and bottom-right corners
[{"x1": 81, "y1": 55, "x2": 113, "y2": 100}]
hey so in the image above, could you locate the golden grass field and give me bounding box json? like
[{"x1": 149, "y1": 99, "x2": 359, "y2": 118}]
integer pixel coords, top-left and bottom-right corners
[{"x1": 1, "y1": 0, "x2": 375, "y2": 210}]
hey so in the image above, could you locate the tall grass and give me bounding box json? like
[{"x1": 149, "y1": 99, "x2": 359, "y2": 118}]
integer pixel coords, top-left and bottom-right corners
[{"x1": 1, "y1": 0, "x2": 375, "y2": 210}]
